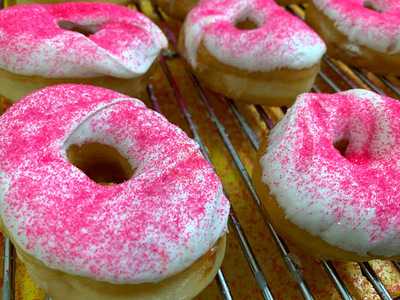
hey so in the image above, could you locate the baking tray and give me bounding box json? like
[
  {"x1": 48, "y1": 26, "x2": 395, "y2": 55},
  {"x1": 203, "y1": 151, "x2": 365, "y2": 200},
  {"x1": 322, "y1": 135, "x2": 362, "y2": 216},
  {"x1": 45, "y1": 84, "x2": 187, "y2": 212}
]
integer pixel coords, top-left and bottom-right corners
[{"x1": 2, "y1": 1, "x2": 400, "y2": 299}]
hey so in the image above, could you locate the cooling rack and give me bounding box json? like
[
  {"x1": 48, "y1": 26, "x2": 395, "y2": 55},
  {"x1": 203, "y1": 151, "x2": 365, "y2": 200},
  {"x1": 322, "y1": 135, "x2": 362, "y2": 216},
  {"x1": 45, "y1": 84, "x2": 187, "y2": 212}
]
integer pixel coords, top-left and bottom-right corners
[{"x1": 2, "y1": 0, "x2": 400, "y2": 299}]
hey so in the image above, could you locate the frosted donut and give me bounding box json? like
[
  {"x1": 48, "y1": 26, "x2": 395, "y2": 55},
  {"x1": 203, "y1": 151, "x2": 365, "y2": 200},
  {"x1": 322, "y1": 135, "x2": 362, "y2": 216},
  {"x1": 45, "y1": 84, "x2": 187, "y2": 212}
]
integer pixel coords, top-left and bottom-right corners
[
  {"x1": 155, "y1": 0, "x2": 198, "y2": 20},
  {"x1": 0, "y1": 3, "x2": 167, "y2": 102},
  {"x1": 307, "y1": 0, "x2": 400, "y2": 75},
  {"x1": 0, "y1": 84, "x2": 230, "y2": 299},
  {"x1": 253, "y1": 89, "x2": 400, "y2": 261},
  {"x1": 179, "y1": 0, "x2": 326, "y2": 106}
]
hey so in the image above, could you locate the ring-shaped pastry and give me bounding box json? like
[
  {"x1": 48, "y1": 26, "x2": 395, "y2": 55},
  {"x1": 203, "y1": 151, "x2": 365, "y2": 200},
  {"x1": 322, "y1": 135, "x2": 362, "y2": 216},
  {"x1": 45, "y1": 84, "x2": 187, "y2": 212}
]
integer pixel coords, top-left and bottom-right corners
[
  {"x1": 254, "y1": 89, "x2": 400, "y2": 261},
  {"x1": 0, "y1": 84, "x2": 229, "y2": 299},
  {"x1": 0, "y1": 3, "x2": 167, "y2": 102},
  {"x1": 179, "y1": 0, "x2": 326, "y2": 106}
]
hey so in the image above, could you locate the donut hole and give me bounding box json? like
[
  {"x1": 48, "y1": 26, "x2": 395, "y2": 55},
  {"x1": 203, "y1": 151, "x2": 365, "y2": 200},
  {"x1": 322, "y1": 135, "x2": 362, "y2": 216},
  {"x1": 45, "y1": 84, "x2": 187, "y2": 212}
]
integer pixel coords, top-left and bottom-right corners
[
  {"x1": 67, "y1": 142, "x2": 134, "y2": 185},
  {"x1": 57, "y1": 20, "x2": 99, "y2": 36},
  {"x1": 333, "y1": 138, "x2": 350, "y2": 157},
  {"x1": 235, "y1": 16, "x2": 259, "y2": 30},
  {"x1": 363, "y1": 1, "x2": 383, "y2": 12}
]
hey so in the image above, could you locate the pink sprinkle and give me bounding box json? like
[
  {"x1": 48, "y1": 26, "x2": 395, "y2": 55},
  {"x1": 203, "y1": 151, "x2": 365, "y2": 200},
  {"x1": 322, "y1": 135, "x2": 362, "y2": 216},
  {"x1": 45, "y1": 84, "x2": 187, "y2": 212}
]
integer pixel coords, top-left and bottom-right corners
[{"x1": 0, "y1": 84, "x2": 229, "y2": 283}]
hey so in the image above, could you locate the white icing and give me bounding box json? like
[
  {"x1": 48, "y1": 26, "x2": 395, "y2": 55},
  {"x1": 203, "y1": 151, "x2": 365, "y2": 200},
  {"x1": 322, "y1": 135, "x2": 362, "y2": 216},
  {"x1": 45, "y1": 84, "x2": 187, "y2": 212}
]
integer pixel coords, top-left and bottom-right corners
[
  {"x1": 182, "y1": 0, "x2": 326, "y2": 71},
  {"x1": 312, "y1": 0, "x2": 400, "y2": 54},
  {"x1": 0, "y1": 85, "x2": 229, "y2": 283},
  {"x1": 0, "y1": 171, "x2": 9, "y2": 205},
  {"x1": 0, "y1": 4, "x2": 168, "y2": 78},
  {"x1": 260, "y1": 89, "x2": 400, "y2": 256}
]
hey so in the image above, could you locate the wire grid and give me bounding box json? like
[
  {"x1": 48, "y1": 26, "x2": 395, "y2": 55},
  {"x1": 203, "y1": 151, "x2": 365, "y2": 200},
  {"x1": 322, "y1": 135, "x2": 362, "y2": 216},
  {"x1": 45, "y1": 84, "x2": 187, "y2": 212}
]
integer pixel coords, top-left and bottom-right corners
[{"x1": 2, "y1": 1, "x2": 400, "y2": 300}]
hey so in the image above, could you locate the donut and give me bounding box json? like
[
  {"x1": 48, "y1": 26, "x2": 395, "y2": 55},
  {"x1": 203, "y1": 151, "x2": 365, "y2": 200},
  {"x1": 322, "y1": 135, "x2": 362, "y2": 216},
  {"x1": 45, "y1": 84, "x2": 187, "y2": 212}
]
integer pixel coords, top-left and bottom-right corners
[
  {"x1": 0, "y1": 3, "x2": 167, "y2": 102},
  {"x1": 307, "y1": 0, "x2": 400, "y2": 75},
  {"x1": 155, "y1": 0, "x2": 198, "y2": 20},
  {"x1": 179, "y1": 0, "x2": 326, "y2": 106},
  {"x1": 0, "y1": 84, "x2": 230, "y2": 299},
  {"x1": 253, "y1": 89, "x2": 400, "y2": 261}
]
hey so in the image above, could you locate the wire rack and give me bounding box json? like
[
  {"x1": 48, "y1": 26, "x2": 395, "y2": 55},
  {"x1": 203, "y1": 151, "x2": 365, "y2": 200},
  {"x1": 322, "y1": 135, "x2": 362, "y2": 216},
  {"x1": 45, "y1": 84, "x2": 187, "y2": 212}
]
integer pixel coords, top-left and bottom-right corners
[{"x1": 2, "y1": 1, "x2": 400, "y2": 300}]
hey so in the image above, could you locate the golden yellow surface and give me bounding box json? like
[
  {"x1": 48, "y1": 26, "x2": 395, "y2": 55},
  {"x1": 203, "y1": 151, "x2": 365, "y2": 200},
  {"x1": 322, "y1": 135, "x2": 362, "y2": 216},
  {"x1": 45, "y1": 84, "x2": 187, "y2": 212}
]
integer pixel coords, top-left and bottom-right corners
[
  {"x1": 1, "y1": 1, "x2": 400, "y2": 300},
  {"x1": 67, "y1": 142, "x2": 135, "y2": 185},
  {"x1": 156, "y1": 0, "x2": 198, "y2": 20}
]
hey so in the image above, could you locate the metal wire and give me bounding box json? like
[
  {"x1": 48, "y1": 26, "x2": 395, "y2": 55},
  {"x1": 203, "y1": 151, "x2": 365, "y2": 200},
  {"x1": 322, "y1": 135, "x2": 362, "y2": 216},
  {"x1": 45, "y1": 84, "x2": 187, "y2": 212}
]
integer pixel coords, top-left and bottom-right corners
[
  {"x1": 391, "y1": 261, "x2": 400, "y2": 279},
  {"x1": 156, "y1": 56, "x2": 275, "y2": 300},
  {"x1": 321, "y1": 261, "x2": 353, "y2": 300},
  {"x1": 0, "y1": 2, "x2": 398, "y2": 300},
  {"x1": 380, "y1": 77, "x2": 400, "y2": 96},
  {"x1": 147, "y1": 83, "x2": 235, "y2": 300},
  {"x1": 226, "y1": 86, "x2": 353, "y2": 300},
  {"x1": 255, "y1": 106, "x2": 274, "y2": 131},
  {"x1": 187, "y1": 69, "x2": 314, "y2": 300},
  {"x1": 154, "y1": 7, "x2": 396, "y2": 297},
  {"x1": 319, "y1": 70, "x2": 343, "y2": 93},
  {"x1": 352, "y1": 69, "x2": 385, "y2": 95},
  {"x1": 227, "y1": 99, "x2": 260, "y2": 149},
  {"x1": 152, "y1": 16, "x2": 364, "y2": 298},
  {"x1": 2, "y1": 238, "x2": 12, "y2": 300},
  {"x1": 317, "y1": 57, "x2": 394, "y2": 300},
  {"x1": 225, "y1": 62, "x2": 393, "y2": 300},
  {"x1": 322, "y1": 57, "x2": 359, "y2": 89},
  {"x1": 216, "y1": 270, "x2": 234, "y2": 300},
  {"x1": 360, "y1": 263, "x2": 392, "y2": 300}
]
